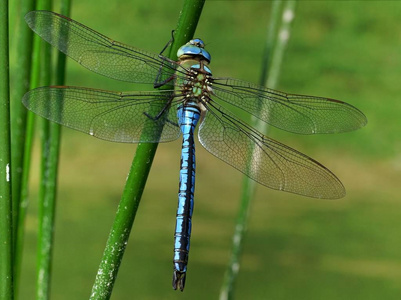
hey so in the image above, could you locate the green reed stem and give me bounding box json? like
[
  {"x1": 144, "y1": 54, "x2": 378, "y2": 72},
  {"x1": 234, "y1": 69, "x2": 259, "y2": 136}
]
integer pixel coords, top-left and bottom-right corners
[
  {"x1": 35, "y1": 1, "x2": 55, "y2": 299},
  {"x1": 12, "y1": 0, "x2": 36, "y2": 296},
  {"x1": 35, "y1": 2, "x2": 72, "y2": 300},
  {"x1": 0, "y1": 1, "x2": 13, "y2": 299},
  {"x1": 11, "y1": 0, "x2": 35, "y2": 242},
  {"x1": 265, "y1": 1, "x2": 297, "y2": 89},
  {"x1": 219, "y1": 1, "x2": 297, "y2": 299},
  {"x1": 89, "y1": 1, "x2": 205, "y2": 299},
  {"x1": 20, "y1": 5, "x2": 48, "y2": 299}
]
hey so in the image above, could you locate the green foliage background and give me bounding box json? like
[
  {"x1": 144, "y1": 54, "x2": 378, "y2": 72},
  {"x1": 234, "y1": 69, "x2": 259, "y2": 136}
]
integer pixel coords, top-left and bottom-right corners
[{"x1": 11, "y1": 0, "x2": 401, "y2": 299}]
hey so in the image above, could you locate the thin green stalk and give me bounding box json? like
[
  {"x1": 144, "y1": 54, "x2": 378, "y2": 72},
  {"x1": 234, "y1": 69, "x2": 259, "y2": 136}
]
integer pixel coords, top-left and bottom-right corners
[
  {"x1": 20, "y1": 13, "x2": 45, "y2": 300},
  {"x1": 33, "y1": 0, "x2": 58, "y2": 299},
  {"x1": 219, "y1": 1, "x2": 297, "y2": 299},
  {"x1": 36, "y1": 2, "x2": 72, "y2": 299},
  {"x1": 265, "y1": 1, "x2": 297, "y2": 89},
  {"x1": 11, "y1": 0, "x2": 36, "y2": 240},
  {"x1": 11, "y1": 0, "x2": 36, "y2": 295},
  {"x1": 56, "y1": 0, "x2": 71, "y2": 85},
  {"x1": 37, "y1": 2, "x2": 71, "y2": 299},
  {"x1": 90, "y1": 1, "x2": 205, "y2": 299},
  {"x1": 259, "y1": 0, "x2": 282, "y2": 87},
  {"x1": 0, "y1": 1, "x2": 13, "y2": 299}
]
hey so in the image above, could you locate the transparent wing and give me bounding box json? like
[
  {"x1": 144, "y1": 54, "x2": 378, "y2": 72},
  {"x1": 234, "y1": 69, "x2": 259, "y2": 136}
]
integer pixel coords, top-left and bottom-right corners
[
  {"x1": 212, "y1": 78, "x2": 367, "y2": 134},
  {"x1": 22, "y1": 86, "x2": 181, "y2": 143},
  {"x1": 25, "y1": 11, "x2": 178, "y2": 84},
  {"x1": 198, "y1": 100, "x2": 345, "y2": 199}
]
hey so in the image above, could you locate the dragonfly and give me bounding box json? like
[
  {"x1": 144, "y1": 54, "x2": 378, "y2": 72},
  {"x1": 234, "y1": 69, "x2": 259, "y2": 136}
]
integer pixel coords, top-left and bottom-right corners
[{"x1": 23, "y1": 11, "x2": 367, "y2": 291}]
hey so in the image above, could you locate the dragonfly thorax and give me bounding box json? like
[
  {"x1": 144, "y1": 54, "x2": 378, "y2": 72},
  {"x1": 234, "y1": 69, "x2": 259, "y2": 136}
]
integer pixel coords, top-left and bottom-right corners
[
  {"x1": 177, "y1": 60, "x2": 213, "y2": 109},
  {"x1": 176, "y1": 39, "x2": 213, "y2": 107}
]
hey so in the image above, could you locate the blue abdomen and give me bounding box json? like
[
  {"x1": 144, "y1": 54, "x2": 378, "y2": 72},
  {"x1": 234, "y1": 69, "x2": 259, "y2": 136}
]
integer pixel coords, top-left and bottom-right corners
[{"x1": 172, "y1": 102, "x2": 201, "y2": 291}]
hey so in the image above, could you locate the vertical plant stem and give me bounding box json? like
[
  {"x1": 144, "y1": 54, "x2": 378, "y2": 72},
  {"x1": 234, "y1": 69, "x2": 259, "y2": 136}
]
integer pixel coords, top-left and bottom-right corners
[
  {"x1": 11, "y1": 0, "x2": 36, "y2": 243},
  {"x1": 259, "y1": 0, "x2": 282, "y2": 87},
  {"x1": 37, "y1": 2, "x2": 72, "y2": 300},
  {"x1": 20, "y1": 6, "x2": 46, "y2": 298},
  {"x1": 33, "y1": 0, "x2": 61, "y2": 299},
  {"x1": 219, "y1": 1, "x2": 297, "y2": 299},
  {"x1": 55, "y1": 0, "x2": 71, "y2": 85},
  {"x1": 21, "y1": 5, "x2": 50, "y2": 299},
  {"x1": 0, "y1": 0, "x2": 13, "y2": 299},
  {"x1": 12, "y1": 0, "x2": 36, "y2": 296},
  {"x1": 89, "y1": 1, "x2": 205, "y2": 299},
  {"x1": 265, "y1": 1, "x2": 297, "y2": 89}
]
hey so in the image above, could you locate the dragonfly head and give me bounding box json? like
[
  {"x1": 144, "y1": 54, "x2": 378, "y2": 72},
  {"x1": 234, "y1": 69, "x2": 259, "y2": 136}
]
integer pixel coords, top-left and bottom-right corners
[{"x1": 177, "y1": 39, "x2": 211, "y2": 63}]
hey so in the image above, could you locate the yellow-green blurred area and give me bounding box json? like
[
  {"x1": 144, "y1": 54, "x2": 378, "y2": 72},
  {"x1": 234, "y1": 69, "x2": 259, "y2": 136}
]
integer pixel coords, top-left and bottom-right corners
[{"x1": 11, "y1": 0, "x2": 401, "y2": 299}]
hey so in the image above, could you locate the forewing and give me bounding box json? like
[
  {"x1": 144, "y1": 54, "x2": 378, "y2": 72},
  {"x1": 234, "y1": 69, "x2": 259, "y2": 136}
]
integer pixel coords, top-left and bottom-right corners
[
  {"x1": 22, "y1": 86, "x2": 180, "y2": 143},
  {"x1": 25, "y1": 11, "x2": 176, "y2": 84},
  {"x1": 212, "y1": 78, "x2": 367, "y2": 134},
  {"x1": 198, "y1": 101, "x2": 345, "y2": 199}
]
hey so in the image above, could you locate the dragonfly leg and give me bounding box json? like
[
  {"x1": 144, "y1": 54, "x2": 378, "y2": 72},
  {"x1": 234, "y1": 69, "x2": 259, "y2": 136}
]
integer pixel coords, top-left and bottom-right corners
[
  {"x1": 154, "y1": 72, "x2": 176, "y2": 88},
  {"x1": 142, "y1": 97, "x2": 174, "y2": 120},
  {"x1": 154, "y1": 31, "x2": 178, "y2": 88},
  {"x1": 154, "y1": 54, "x2": 177, "y2": 88},
  {"x1": 159, "y1": 30, "x2": 175, "y2": 56}
]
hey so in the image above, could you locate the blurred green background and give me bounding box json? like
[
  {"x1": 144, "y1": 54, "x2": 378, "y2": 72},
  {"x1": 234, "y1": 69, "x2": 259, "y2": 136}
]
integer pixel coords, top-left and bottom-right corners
[{"x1": 11, "y1": 0, "x2": 401, "y2": 299}]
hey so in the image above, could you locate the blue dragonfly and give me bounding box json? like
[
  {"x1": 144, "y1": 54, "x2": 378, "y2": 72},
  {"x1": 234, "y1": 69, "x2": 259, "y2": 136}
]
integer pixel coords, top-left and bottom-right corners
[{"x1": 23, "y1": 11, "x2": 367, "y2": 291}]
